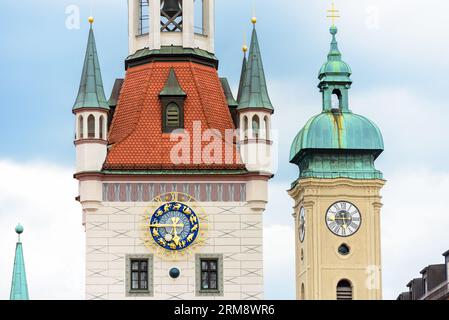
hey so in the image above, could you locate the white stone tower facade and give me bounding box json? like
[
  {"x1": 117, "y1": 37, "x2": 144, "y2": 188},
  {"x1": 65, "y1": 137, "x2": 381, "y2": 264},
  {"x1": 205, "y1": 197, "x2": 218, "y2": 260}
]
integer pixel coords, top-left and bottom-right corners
[{"x1": 73, "y1": 3, "x2": 274, "y2": 300}]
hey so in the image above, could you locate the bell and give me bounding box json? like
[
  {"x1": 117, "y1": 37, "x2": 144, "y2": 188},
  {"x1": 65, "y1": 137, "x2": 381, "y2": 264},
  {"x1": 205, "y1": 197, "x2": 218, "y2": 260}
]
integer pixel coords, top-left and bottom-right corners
[{"x1": 162, "y1": 0, "x2": 182, "y2": 18}]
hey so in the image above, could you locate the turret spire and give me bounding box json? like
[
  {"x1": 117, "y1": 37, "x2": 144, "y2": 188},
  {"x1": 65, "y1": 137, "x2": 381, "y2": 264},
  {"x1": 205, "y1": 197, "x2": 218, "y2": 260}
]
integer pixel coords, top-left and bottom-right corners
[
  {"x1": 237, "y1": 18, "x2": 273, "y2": 112},
  {"x1": 10, "y1": 224, "x2": 29, "y2": 300},
  {"x1": 73, "y1": 18, "x2": 109, "y2": 111}
]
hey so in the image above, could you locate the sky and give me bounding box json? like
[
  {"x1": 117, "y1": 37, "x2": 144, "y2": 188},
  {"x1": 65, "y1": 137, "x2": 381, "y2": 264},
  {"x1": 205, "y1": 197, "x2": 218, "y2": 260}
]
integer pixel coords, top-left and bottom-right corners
[{"x1": 1, "y1": 0, "x2": 449, "y2": 300}]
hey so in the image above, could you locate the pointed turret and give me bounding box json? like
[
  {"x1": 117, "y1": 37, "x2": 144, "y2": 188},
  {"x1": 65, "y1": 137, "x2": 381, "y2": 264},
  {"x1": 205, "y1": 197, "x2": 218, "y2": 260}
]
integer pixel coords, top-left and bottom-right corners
[
  {"x1": 238, "y1": 19, "x2": 273, "y2": 112},
  {"x1": 73, "y1": 18, "x2": 109, "y2": 175},
  {"x1": 237, "y1": 46, "x2": 248, "y2": 103},
  {"x1": 237, "y1": 17, "x2": 274, "y2": 174},
  {"x1": 10, "y1": 224, "x2": 29, "y2": 300},
  {"x1": 73, "y1": 19, "x2": 109, "y2": 111}
]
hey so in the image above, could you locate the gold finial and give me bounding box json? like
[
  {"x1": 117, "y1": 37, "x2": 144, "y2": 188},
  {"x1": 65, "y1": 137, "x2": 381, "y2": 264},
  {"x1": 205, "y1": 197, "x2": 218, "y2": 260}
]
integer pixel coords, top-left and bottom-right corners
[
  {"x1": 326, "y1": 0, "x2": 340, "y2": 26},
  {"x1": 251, "y1": 16, "x2": 257, "y2": 24},
  {"x1": 242, "y1": 45, "x2": 248, "y2": 53},
  {"x1": 88, "y1": 16, "x2": 94, "y2": 24}
]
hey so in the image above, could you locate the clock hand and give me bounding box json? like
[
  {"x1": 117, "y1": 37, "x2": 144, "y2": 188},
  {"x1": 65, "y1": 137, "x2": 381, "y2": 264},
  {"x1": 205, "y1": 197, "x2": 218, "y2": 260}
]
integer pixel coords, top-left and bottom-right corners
[{"x1": 149, "y1": 223, "x2": 185, "y2": 228}]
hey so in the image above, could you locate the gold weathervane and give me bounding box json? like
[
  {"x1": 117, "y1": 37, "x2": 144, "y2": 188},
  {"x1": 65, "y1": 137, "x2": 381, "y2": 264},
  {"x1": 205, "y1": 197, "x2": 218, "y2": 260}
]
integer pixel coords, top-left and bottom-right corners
[{"x1": 327, "y1": 1, "x2": 340, "y2": 26}]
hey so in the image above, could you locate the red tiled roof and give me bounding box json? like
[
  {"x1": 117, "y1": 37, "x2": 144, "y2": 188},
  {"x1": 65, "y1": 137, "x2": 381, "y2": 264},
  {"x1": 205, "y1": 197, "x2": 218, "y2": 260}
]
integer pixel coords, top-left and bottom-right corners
[{"x1": 104, "y1": 61, "x2": 244, "y2": 170}]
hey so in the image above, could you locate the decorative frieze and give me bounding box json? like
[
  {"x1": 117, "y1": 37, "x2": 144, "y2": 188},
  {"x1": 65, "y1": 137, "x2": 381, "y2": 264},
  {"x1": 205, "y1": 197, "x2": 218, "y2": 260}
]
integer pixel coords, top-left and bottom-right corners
[{"x1": 102, "y1": 183, "x2": 246, "y2": 202}]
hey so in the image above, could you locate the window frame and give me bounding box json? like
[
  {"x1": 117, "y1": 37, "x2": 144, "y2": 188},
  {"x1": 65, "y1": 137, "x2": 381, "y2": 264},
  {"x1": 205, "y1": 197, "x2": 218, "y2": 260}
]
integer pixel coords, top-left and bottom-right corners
[
  {"x1": 126, "y1": 254, "x2": 153, "y2": 297},
  {"x1": 161, "y1": 97, "x2": 185, "y2": 133},
  {"x1": 138, "y1": 0, "x2": 150, "y2": 36},
  {"x1": 336, "y1": 279, "x2": 353, "y2": 300},
  {"x1": 196, "y1": 254, "x2": 224, "y2": 296}
]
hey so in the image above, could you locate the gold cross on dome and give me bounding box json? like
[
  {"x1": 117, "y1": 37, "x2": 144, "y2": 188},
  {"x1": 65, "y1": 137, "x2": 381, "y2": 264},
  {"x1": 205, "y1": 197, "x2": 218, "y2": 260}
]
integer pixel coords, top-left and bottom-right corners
[{"x1": 327, "y1": 0, "x2": 340, "y2": 26}]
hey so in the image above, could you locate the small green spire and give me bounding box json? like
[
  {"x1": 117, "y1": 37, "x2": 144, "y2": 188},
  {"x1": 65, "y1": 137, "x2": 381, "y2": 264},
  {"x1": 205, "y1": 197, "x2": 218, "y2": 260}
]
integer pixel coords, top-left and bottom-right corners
[
  {"x1": 328, "y1": 26, "x2": 342, "y2": 61},
  {"x1": 160, "y1": 68, "x2": 186, "y2": 96},
  {"x1": 237, "y1": 52, "x2": 247, "y2": 103},
  {"x1": 237, "y1": 23, "x2": 273, "y2": 111},
  {"x1": 10, "y1": 224, "x2": 29, "y2": 300},
  {"x1": 73, "y1": 22, "x2": 109, "y2": 111}
]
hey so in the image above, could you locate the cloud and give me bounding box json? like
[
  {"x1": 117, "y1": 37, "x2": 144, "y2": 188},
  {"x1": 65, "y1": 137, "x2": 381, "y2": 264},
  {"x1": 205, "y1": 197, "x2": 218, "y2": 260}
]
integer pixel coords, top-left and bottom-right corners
[
  {"x1": 264, "y1": 224, "x2": 295, "y2": 300},
  {"x1": 382, "y1": 168, "x2": 449, "y2": 299},
  {"x1": 0, "y1": 160, "x2": 84, "y2": 300}
]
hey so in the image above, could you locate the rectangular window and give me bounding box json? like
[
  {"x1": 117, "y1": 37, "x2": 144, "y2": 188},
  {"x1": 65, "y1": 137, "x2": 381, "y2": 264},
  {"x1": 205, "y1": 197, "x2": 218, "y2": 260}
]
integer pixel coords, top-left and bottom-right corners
[
  {"x1": 138, "y1": 0, "x2": 149, "y2": 35},
  {"x1": 196, "y1": 254, "x2": 223, "y2": 296},
  {"x1": 200, "y1": 259, "x2": 218, "y2": 291},
  {"x1": 130, "y1": 259, "x2": 148, "y2": 291},
  {"x1": 126, "y1": 255, "x2": 153, "y2": 297}
]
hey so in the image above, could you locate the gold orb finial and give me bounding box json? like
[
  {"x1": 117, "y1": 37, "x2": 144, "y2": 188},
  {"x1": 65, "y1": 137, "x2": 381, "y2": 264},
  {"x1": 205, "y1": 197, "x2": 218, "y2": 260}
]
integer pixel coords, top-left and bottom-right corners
[
  {"x1": 251, "y1": 16, "x2": 257, "y2": 24},
  {"x1": 242, "y1": 45, "x2": 248, "y2": 53},
  {"x1": 88, "y1": 16, "x2": 94, "y2": 24}
]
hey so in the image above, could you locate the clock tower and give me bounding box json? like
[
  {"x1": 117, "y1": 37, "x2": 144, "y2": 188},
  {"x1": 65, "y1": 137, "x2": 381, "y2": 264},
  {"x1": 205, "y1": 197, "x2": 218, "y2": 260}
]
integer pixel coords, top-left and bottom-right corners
[
  {"x1": 73, "y1": 2, "x2": 274, "y2": 300},
  {"x1": 288, "y1": 24, "x2": 385, "y2": 300}
]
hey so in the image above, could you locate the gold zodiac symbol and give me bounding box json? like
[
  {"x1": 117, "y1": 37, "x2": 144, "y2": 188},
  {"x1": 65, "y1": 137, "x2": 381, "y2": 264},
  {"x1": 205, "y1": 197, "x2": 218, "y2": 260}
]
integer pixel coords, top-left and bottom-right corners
[
  {"x1": 172, "y1": 203, "x2": 182, "y2": 211},
  {"x1": 187, "y1": 233, "x2": 195, "y2": 243}
]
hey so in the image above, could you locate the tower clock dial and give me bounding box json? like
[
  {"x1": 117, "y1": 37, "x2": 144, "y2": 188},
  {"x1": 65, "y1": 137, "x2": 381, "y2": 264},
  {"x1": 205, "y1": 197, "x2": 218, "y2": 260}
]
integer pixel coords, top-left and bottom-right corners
[
  {"x1": 326, "y1": 201, "x2": 361, "y2": 237},
  {"x1": 298, "y1": 207, "x2": 306, "y2": 243}
]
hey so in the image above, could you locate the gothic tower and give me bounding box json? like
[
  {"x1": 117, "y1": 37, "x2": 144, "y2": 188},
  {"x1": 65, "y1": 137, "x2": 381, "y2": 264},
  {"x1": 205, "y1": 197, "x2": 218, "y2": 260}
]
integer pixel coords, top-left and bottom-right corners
[
  {"x1": 288, "y1": 25, "x2": 385, "y2": 300},
  {"x1": 73, "y1": 2, "x2": 274, "y2": 300}
]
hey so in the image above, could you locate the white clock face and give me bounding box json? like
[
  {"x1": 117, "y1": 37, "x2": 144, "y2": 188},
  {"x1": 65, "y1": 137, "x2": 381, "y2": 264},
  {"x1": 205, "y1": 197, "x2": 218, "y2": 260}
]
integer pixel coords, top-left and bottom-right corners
[
  {"x1": 299, "y1": 207, "x2": 306, "y2": 243},
  {"x1": 326, "y1": 201, "x2": 361, "y2": 237}
]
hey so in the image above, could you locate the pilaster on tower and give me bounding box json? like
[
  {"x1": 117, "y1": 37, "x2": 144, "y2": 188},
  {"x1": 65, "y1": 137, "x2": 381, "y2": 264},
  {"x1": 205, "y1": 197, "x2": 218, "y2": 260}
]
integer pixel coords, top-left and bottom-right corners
[{"x1": 128, "y1": 0, "x2": 215, "y2": 55}]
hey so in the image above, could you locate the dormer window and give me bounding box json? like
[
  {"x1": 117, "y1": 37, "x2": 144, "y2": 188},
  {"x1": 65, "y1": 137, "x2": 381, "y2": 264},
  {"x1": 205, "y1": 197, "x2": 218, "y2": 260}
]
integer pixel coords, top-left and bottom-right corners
[
  {"x1": 160, "y1": 68, "x2": 186, "y2": 133},
  {"x1": 165, "y1": 102, "x2": 180, "y2": 128}
]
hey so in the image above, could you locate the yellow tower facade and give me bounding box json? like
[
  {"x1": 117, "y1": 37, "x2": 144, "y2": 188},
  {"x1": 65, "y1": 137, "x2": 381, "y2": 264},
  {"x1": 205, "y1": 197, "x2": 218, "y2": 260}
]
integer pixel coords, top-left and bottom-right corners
[
  {"x1": 289, "y1": 179, "x2": 384, "y2": 300},
  {"x1": 288, "y1": 23, "x2": 385, "y2": 300}
]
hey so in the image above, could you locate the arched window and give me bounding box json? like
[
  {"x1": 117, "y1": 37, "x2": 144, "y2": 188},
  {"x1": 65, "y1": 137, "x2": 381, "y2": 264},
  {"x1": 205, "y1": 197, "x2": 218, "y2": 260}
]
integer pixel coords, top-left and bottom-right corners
[
  {"x1": 138, "y1": 0, "x2": 149, "y2": 35},
  {"x1": 252, "y1": 115, "x2": 260, "y2": 139},
  {"x1": 165, "y1": 102, "x2": 180, "y2": 129},
  {"x1": 78, "y1": 115, "x2": 84, "y2": 139},
  {"x1": 336, "y1": 279, "x2": 353, "y2": 300},
  {"x1": 264, "y1": 115, "x2": 270, "y2": 140},
  {"x1": 300, "y1": 283, "x2": 305, "y2": 300},
  {"x1": 243, "y1": 116, "x2": 249, "y2": 139},
  {"x1": 161, "y1": 0, "x2": 183, "y2": 32},
  {"x1": 99, "y1": 116, "x2": 105, "y2": 140},
  {"x1": 331, "y1": 89, "x2": 342, "y2": 109},
  {"x1": 87, "y1": 115, "x2": 95, "y2": 138}
]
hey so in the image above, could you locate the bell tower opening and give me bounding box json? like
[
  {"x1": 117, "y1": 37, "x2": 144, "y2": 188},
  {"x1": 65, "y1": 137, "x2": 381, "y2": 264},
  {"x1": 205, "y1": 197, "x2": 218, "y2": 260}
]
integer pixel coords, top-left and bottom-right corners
[
  {"x1": 160, "y1": 0, "x2": 183, "y2": 32},
  {"x1": 194, "y1": 0, "x2": 204, "y2": 35},
  {"x1": 331, "y1": 89, "x2": 342, "y2": 110},
  {"x1": 129, "y1": 0, "x2": 215, "y2": 54},
  {"x1": 139, "y1": 0, "x2": 150, "y2": 35}
]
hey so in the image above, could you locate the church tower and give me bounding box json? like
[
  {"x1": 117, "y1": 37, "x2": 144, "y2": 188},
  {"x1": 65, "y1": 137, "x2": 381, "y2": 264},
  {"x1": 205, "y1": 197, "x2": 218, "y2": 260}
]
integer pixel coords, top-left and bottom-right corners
[
  {"x1": 288, "y1": 22, "x2": 385, "y2": 300},
  {"x1": 73, "y1": 2, "x2": 274, "y2": 300}
]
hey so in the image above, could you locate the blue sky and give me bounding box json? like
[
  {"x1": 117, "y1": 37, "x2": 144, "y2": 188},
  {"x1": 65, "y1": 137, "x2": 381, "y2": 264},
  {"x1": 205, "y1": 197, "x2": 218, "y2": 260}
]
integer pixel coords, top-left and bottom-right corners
[{"x1": 1, "y1": 0, "x2": 449, "y2": 300}]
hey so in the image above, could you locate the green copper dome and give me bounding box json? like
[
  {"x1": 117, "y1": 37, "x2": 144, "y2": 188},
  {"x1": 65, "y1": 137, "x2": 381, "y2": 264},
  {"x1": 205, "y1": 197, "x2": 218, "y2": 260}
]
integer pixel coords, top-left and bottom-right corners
[{"x1": 289, "y1": 110, "x2": 384, "y2": 163}]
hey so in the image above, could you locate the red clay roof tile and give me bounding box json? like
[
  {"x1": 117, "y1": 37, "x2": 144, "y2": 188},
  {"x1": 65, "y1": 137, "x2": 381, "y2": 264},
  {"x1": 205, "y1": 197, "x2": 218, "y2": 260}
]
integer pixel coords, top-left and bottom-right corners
[{"x1": 104, "y1": 61, "x2": 244, "y2": 171}]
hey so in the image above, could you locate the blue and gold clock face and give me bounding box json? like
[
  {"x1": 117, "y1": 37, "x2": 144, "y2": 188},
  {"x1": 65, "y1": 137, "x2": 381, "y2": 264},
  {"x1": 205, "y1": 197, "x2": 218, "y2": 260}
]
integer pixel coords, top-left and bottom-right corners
[{"x1": 149, "y1": 202, "x2": 200, "y2": 251}]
